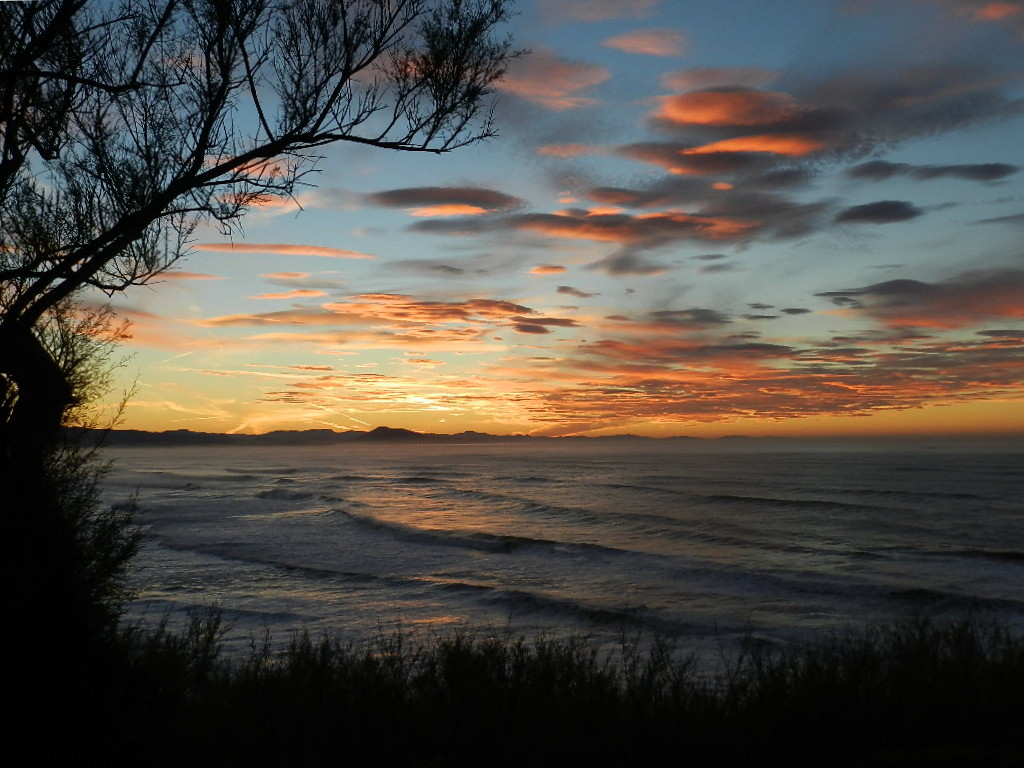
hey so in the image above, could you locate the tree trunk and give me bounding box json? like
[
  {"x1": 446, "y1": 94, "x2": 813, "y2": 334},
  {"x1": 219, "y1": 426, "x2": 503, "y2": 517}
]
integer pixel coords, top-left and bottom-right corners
[{"x1": 0, "y1": 320, "x2": 73, "y2": 482}]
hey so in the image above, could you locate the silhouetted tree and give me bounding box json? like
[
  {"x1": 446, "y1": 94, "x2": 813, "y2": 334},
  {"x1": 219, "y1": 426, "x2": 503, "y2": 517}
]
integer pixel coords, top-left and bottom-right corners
[
  {"x1": 0, "y1": 0, "x2": 516, "y2": 479},
  {"x1": 0, "y1": 0, "x2": 517, "y2": 689},
  {"x1": 16, "y1": 301, "x2": 140, "y2": 635}
]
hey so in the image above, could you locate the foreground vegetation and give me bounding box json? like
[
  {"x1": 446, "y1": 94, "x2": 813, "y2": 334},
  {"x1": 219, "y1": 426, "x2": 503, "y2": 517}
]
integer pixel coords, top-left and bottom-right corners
[{"x1": 18, "y1": 612, "x2": 1024, "y2": 767}]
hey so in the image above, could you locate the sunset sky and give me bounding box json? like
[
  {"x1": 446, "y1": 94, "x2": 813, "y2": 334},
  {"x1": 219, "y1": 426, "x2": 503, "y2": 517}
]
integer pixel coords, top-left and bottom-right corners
[{"x1": 102, "y1": 0, "x2": 1024, "y2": 438}]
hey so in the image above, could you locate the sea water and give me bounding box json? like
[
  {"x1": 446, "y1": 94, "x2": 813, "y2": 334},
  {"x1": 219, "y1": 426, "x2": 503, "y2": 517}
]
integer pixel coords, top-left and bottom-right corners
[{"x1": 103, "y1": 438, "x2": 1024, "y2": 663}]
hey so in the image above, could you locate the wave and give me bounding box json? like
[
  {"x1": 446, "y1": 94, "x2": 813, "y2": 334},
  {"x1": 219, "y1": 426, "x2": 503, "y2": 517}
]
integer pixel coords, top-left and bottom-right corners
[
  {"x1": 145, "y1": 533, "x2": 420, "y2": 589},
  {"x1": 704, "y1": 494, "x2": 894, "y2": 513},
  {"x1": 427, "y1": 578, "x2": 698, "y2": 636},
  {"x1": 868, "y1": 545, "x2": 1024, "y2": 564},
  {"x1": 256, "y1": 488, "x2": 316, "y2": 501},
  {"x1": 856, "y1": 488, "x2": 983, "y2": 501},
  {"x1": 940, "y1": 548, "x2": 1024, "y2": 564},
  {"x1": 444, "y1": 485, "x2": 582, "y2": 512},
  {"x1": 336, "y1": 508, "x2": 628, "y2": 558},
  {"x1": 225, "y1": 466, "x2": 302, "y2": 476},
  {"x1": 886, "y1": 587, "x2": 1024, "y2": 612}
]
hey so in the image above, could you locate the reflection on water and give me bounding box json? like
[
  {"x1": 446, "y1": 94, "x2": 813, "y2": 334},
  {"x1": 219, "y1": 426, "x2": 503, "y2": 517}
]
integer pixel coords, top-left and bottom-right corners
[{"x1": 106, "y1": 438, "x2": 1024, "y2": 661}]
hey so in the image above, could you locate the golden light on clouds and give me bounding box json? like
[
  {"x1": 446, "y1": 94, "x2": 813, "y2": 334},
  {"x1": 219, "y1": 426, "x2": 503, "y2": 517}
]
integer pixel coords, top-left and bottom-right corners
[
  {"x1": 103, "y1": 0, "x2": 1024, "y2": 440},
  {"x1": 683, "y1": 134, "x2": 827, "y2": 157},
  {"x1": 603, "y1": 28, "x2": 687, "y2": 56},
  {"x1": 195, "y1": 243, "x2": 375, "y2": 259},
  {"x1": 656, "y1": 89, "x2": 802, "y2": 127}
]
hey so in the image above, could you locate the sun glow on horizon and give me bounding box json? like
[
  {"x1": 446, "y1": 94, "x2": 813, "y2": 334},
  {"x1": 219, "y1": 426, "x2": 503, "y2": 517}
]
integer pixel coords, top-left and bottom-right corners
[{"x1": 99, "y1": 0, "x2": 1024, "y2": 441}]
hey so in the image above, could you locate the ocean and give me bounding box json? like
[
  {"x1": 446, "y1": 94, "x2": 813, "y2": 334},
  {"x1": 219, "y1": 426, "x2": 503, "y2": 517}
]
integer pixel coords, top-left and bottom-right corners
[{"x1": 104, "y1": 437, "x2": 1024, "y2": 664}]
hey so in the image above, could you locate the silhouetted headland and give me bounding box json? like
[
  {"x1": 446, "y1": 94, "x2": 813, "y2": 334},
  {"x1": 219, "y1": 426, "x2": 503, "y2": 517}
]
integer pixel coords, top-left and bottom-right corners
[{"x1": 89, "y1": 426, "x2": 700, "y2": 447}]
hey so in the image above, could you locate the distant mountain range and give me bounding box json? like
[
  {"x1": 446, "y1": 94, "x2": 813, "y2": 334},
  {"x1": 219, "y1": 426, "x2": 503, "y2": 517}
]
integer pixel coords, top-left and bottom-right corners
[
  {"x1": 69, "y1": 427, "x2": 1012, "y2": 447},
  {"x1": 84, "y1": 426, "x2": 703, "y2": 446}
]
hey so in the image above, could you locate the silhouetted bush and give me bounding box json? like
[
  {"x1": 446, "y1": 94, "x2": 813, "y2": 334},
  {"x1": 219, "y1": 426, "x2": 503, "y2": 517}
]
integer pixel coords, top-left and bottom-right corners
[{"x1": 68, "y1": 614, "x2": 1024, "y2": 767}]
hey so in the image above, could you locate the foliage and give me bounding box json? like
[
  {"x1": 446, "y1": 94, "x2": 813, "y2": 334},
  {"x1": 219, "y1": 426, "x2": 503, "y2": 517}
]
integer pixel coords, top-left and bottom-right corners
[
  {"x1": 39, "y1": 614, "x2": 1019, "y2": 767},
  {"x1": 6, "y1": 302, "x2": 139, "y2": 659}
]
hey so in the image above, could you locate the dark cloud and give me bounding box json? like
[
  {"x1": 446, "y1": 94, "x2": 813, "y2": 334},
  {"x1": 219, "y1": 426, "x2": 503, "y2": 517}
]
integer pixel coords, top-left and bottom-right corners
[
  {"x1": 512, "y1": 316, "x2": 580, "y2": 334},
  {"x1": 817, "y1": 268, "x2": 1024, "y2": 328},
  {"x1": 588, "y1": 251, "x2": 670, "y2": 275},
  {"x1": 557, "y1": 285, "x2": 598, "y2": 298},
  {"x1": 974, "y1": 212, "x2": 1024, "y2": 225},
  {"x1": 587, "y1": 180, "x2": 831, "y2": 241},
  {"x1": 848, "y1": 160, "x2": 1019, "y2": 182},
  {"x1": 586, "y1": 178, "x2": 829, "y2": 240},
  {"x1": 978, "y1": 329, "x2": 1024, "y2": 339},
  {"x1": 746, "y1": 168, "x2": 815, "y2": 189},
  {"x1": 587, "y1": 176, "x2": 710, "y2": 207},
  {"x1": 846, "y1": 161, "x2": 912, "y2": 180},
  {"x1": 368, "y1": 186, "x2": 524, "y2": 212},
  {"x1": 650, "y1": 308, "x2": 731, "y2": 326},
  {"x1": 699, "y1": 263, "x2": 737, "y2": 274},
  {"x1": 387, "y1": 260, "x2": 466, "y2": 276},
  {"x1": 913, "y1": 163, "x2": 1018, "y2": 181},
  {"x1": 701, "y1": 192, "x2": 832, "y2": 238},
  {"x1": 782, "y1": 307, "x2": 812, "y2": 315},
  {"x1": 524, "y1": 316, "x2": 579, "y2": 327},
  {"x1": 693, "y1": 342, "x2": 793, "y2": 357},
  {"x1": 800, "y1": 62, "x2": 1022, "y2": 151},
  {"x1": 414, "y1": 207, "x2": 755, "y2": 257},
  {"x1": 513, "y1": 323, "x2": 552, "y2": 334},
  {"x1": 834, "y1": 200, "x2": 923, "y2": 224},
  {"x1": 616, "y1": 142, "x2": 777, "y2": 176}
]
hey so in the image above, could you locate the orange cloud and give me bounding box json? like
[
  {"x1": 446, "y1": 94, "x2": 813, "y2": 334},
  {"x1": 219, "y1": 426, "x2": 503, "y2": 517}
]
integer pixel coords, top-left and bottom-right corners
[
  {"x1": 655, "y1": 89, "x2": 803, "y2": 127},
  {"x1": 260, "y1": 272, "x2": 310, "y2": 280},
  {"x1": 200, "y1": 294, "x2": 580, "y2": 348},
  {"x1": 603, "y1": 28, "x2": 687, "y2": 56},
  {"x1": 530, "y1": 265, "x2": 567, "y2": 275},
  {"x1": 978, "y1": 2, "x2": 1019, "y2": 18},
  {"x1": 967, "y1": 2, "x2": 1023, "y2": 20},
  {"x1": 107, "y1": 307, "x2": 203, "y2": 350},
  {"x1": 684, "y1": 134, "x2": 826, "y2": 157},
  {"x1": 121, "y1": 297, "x2": 1024, "y2": 435},
  {"x1": 250, "y1": 289, "x2": 328, "y2": 300},
  {"x1": 407, "y1": 204, "x2": 492, "y2": 217},
  {"x1": 195, "y1": 243, "x2": 375, "y2": 259},
  {"x1": 516, "y1": 209, "x2": 757, "y2": 243},
  {"x1": 496, "y1": 46, "x2": 610, "y2": 110}
]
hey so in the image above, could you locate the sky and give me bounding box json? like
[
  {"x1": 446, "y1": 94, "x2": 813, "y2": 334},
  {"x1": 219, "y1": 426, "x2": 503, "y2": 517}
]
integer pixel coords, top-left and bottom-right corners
[{"x1": 101, "y1": 0, "x2": 1024, "y2": 438}]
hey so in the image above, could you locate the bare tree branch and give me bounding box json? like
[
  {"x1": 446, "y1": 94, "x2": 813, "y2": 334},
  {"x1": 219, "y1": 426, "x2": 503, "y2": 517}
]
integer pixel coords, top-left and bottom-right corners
[{"x1": 1, "y1": 0, "x2": 519, "y2": 461}]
